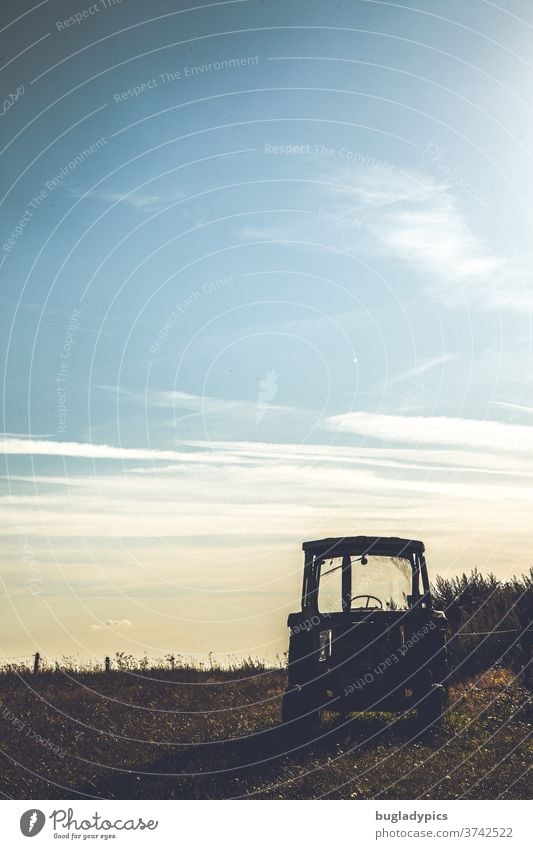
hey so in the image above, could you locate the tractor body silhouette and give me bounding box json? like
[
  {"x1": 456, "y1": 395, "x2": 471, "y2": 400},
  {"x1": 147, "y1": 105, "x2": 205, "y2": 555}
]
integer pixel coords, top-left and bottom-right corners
[{"x1": 282, "y1": 536, "x2": 449, "y2": 730}]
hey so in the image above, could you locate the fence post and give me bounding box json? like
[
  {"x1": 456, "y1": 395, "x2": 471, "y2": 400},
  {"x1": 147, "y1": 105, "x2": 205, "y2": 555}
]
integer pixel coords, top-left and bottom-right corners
[
  {"x1": 105, "y1": 656, "x2": 110, "y2": 673},
  {"x1": 33, "y1": 652, "x2": 40, "y2": 674},
  {"x1": 520, "y1": 625, "x2": 532, "y2": 687}
]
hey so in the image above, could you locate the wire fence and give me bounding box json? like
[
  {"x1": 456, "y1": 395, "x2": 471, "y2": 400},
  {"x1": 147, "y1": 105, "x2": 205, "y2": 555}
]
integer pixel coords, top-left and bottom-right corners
[{"x1": 1, "y1": 626, "x2": 531, "y2": 677}]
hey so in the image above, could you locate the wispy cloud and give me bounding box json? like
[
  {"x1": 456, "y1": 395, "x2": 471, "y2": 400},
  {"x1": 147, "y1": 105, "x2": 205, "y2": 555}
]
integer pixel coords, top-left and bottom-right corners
[
  {"x1": 96, "y1": 386, "x2": 296, "y2": 430},
  {"x1": 387, "y1": 353, "x2": 458, "y2": 385},
  {"x1": 71, "y1": 186, "x2": 186, "y2": 213},
  {"x1": 323, "y1": 411, "x2": 533, "y2": 454},
  {"x1": 3, "y1": 430, "x2": 533, "y2": 595},
  {"x1": 0, "y1": 436, "x2": 187, "y2": 462},
  {"x1": 493, "y1": 400, "x2": 533, "y2": 415},
  {"x1": 237, "y1": 164, "x2": 529, "y2": 311},
  {"x1": 91, "y1": 619, "x2": 132, "y2": 632},
  {"x1": 330, "y1": 170, "x2": 528, "y2": 309},
  {"x1": 3, "y1": 424, "x2": 533, "y2": 526},
  {"x1": 148, "y1": 389, "x2": 252, "y2": 413}
]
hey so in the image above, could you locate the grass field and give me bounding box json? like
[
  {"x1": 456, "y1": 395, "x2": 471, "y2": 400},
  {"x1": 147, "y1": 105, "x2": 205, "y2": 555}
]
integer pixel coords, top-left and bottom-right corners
[{"x1": 0, "y1": 664, "x2": 530, "y2": 799}]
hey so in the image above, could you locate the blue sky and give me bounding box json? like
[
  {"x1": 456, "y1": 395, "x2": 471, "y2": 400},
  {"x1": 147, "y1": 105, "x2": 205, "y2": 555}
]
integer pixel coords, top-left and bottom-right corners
[{"x1": 1, "y1": 0, "x2": 533, "y2": 662}]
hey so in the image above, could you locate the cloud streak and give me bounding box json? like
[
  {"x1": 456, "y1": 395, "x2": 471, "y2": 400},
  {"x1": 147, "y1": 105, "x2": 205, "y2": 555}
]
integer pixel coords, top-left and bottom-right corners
[
  {"x1": 333, "y1": 171, "x2": 528, "y2": 310},
  {"x1": 324, "y1": 411, "x2": 533, "y2": 454},
  {"x1": 387, "y1": 353, "x2": 458, "y2": 385},
  {"x1": 91, "y1": 619, "x2": 132, "y2": 631},
  {"x1": 493, "y1": 401, "x2": 533, "y2": 415},
  {"x1": 0, "y1": 437, "x2": 190, "y2": 462},
  {"x1": 3, "y1": 420, "x2": 533, "y2": 546},
  {"x1": 237, "y1": 164, "x2": 529, "y2": 311}
]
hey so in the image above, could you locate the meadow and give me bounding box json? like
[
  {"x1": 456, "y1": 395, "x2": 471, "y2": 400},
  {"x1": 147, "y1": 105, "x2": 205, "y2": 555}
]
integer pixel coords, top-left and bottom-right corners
[{"x1": 0, "y1": 570, "x2": 531, "y2": 800}]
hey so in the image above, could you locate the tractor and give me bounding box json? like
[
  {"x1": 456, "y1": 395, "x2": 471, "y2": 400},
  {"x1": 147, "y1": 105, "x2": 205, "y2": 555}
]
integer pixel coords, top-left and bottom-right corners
[{"x1": 282, "y1": 536, "x2": 449, "y2": 732}]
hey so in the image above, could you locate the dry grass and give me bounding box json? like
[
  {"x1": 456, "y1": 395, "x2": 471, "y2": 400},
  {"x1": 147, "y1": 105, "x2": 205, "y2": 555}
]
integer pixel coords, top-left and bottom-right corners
[{"x1": 0, "y1": 664, "x2": 530, "y2": 799}]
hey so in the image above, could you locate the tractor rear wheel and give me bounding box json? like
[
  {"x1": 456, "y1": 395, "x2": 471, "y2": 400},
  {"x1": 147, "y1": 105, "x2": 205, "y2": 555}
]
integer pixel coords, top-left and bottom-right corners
[
  {"x1": 417, "y1": 683, "x2": 447, "y2": 729},
  {"x1": 281, "y1": 686, "x2": 322, "y2": 736}
]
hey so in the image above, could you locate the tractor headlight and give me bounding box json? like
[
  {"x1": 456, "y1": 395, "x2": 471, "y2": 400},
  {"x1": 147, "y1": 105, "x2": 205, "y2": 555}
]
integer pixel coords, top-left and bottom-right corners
[{"x1": 318, "y1": 629, "x2": 332, "y2": 661}]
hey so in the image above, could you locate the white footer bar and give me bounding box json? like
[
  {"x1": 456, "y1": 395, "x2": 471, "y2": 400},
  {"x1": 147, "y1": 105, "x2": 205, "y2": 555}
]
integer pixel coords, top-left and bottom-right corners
[{"x1": 2, "y1": 799, "x2": 529, "y2": 848}]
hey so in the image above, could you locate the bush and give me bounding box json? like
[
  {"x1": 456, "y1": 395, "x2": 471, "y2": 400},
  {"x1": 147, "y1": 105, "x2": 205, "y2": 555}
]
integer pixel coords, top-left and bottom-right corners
[{"x1": 431, "y1": 568, "x2": 532, "y2": 679}]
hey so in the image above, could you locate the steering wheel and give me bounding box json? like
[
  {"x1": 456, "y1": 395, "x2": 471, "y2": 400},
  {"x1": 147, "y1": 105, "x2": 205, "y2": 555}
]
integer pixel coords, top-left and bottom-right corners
[{"x1": 350, "y1": 594, "x2": 383, "y2": 609}]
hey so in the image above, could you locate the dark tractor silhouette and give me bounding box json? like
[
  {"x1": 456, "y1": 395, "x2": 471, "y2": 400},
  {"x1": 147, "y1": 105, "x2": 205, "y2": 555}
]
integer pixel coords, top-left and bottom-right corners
[{"x1": 282, "y1": 536, "x2": 449, "y2": 732}]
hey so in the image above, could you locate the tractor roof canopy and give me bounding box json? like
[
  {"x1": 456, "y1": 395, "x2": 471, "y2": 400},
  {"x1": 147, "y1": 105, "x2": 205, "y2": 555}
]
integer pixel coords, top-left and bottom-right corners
[{"x1": 302, "y1": 536, "x2": 425, "y2": 560}]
